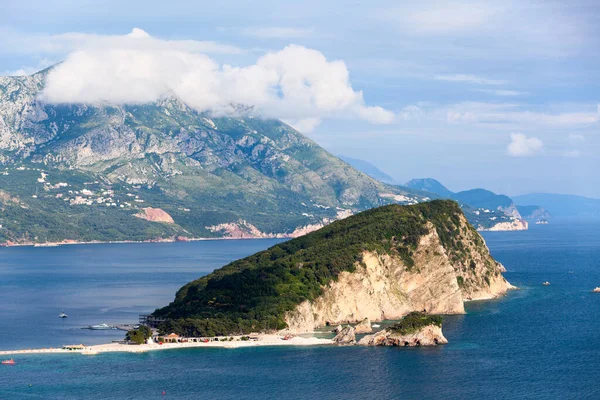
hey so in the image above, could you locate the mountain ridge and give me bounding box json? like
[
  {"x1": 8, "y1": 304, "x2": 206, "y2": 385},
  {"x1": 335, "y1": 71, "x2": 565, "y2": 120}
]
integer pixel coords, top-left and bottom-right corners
[
  {"x1": 405, "y1": 178, "x2": 529, "y2": 230},
  {"x1": 0, "y1": 68, "x2": 427, "y2": 243}
]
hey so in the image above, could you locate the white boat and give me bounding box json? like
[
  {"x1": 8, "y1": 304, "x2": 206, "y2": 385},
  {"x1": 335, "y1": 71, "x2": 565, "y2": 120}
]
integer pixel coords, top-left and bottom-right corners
[
  {"x1": 372, "y1": 324, "x2": 381, "y2": 328},
  {"x1": 86, "y1": 323, "x2": 116, "y2": 330},
  {"x1": 59, "y1": 312, "x2": 68, "y2": 318},
  {"x1": 542, "y1": 281, "x2": 551, "y2": 286}
]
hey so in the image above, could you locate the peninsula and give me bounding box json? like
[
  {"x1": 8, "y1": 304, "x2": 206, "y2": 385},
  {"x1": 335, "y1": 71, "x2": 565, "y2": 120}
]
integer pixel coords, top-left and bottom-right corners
[{"x1": 154, "y1": 200, "x2": 514, "y2": 337}]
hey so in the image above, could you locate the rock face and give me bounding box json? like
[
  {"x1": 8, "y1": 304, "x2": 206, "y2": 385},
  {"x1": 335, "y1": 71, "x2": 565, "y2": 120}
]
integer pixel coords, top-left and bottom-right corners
[
  {"x1": 333, "y1": 326, "x2": 356, "y2": 345},
  {"x1": 481, "y1": 219, "x2": 528, "y2": 232},
  {"x1": 284, "y1": 214, "x2": 513, "y2": 333},
  {"x1": 354, "y1": 318, "x2": 372, "y2": 334},
  {"x1": 358, "y1": 325, "x2": 447, "y2": 347},
  {"x1": 134, "y1": 207, "x2": 175, "y2": 224}
]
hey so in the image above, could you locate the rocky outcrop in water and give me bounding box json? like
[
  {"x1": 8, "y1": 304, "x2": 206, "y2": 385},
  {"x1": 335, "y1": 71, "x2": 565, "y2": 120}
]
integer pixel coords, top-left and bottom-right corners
[
  {"x1": 333, "y1": 326, "x2": 356, "y2": 345},
  {"x1": 354, "y1": 318, "x2": 372, "y2": 334},
  {"x1": 358, "y1": 325, "x2": 447, "y2": 347}
]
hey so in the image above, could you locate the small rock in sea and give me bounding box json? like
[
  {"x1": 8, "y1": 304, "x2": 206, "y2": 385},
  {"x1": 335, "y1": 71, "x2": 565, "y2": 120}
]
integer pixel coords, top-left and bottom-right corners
[
  {"x1": 333, "y1": 326, "x2": 356, "y2": 345},
  {"x1": 332, "y1": 325, "x2": 343, "y2": 333},
  {"x1": 354, "y1": 317, "x2": 372, "y2": 334}
]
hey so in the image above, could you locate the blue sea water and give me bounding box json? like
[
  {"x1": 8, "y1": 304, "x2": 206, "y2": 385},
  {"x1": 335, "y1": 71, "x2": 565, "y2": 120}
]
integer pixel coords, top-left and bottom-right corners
[{"x1": 1, "y1": 222, "x2": 600, "y2": 399}]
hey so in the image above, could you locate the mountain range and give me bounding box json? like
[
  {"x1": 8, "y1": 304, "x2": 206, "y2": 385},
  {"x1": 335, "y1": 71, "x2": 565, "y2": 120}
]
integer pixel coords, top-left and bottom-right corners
[
  {"x1": 0, "y1": 68, "x2": 427, "y2": 244},
  {"x1": 404, "y1": 178, "x2": 529, "y2": 230},
  {"x1": 513, "y1": 193, "x2": 600, "y2": 219}
]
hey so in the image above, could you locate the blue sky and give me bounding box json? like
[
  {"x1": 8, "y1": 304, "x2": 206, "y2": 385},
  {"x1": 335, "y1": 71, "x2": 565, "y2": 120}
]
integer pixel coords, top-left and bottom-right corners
[{"x1": 1, "y1": 0, "x2": 599, "y2": 197}]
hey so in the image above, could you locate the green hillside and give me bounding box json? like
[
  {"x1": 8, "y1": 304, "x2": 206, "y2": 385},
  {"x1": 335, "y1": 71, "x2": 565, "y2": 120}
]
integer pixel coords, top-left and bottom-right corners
[
  {"x1": 154, "y1": 200, "x2": 491, "y2": 337},
  {"x1": 0, "y1": 69, "x2": 428, "y2": 243}
]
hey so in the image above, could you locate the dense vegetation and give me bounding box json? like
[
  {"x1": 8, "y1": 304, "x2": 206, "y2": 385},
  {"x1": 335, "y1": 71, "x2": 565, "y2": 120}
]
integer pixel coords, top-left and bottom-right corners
[
  {"x1": 388, "y1": 312, "x2": 443, "y2": 335},
  {"x1": 155, "y1": 200, "x2": 473, "y2": 337},
  {"x1": 125, "y1": 326, "x2": 153, "y2": 345}
]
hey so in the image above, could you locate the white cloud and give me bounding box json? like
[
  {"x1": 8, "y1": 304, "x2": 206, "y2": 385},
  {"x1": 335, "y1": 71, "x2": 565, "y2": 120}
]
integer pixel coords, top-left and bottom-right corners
[
  {"x1": 507, "y1": 133, "x2": 543, "y2": 157},
  {"x1": 0, "y1": 58, "x2": 55, "y2": 77},
  {"x1": 0, "y1": 27, "x2": 242, "y2": 56},
  {"x1": 387, "y1": 2, "x2": 500, "y2": 35},
  {"x1": 284, "y1": 118, "x2": 321, "y2": 133},
  {"x1": 39, "y1": 29, "x2": 394, "y2": 128},
  {"x1": 242, "y1": 27, "x2": 315, "y2": 39},
  {"x1": 473, "y1": 89, "x2": 527, "y2": 96},
  {"x1": 435, "y1": 74, "x2": 506, "y2": 85},
  {"x1": 398, "y1": 105, "x2": 424, "y2": 121},
  {"x1": 446, "y1": 102, "x2": 599, "y2": 127}
]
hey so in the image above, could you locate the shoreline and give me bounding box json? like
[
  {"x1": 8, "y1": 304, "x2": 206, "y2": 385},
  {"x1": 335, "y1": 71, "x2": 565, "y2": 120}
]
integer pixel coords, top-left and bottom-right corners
[
  {"x1": 0, "y1": 335, "x2": 334, "y2": 356},
  {"x1": 0, "y1": 236, "x2": 285, "y2": 248}
]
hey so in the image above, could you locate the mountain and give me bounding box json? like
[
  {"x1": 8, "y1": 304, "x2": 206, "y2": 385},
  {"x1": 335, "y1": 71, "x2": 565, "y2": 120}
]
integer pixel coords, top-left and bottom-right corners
[
  {"x1": 405, "y1": 178, "x2": 454, "y2": 198},
  {"x1": 154, "y1": 200, "x2": 513, "y2": 336},
  {"x1": 0, "y1": 69, "x2": 428, "y2": 244},
  {"x1": 339, "y1": 156, "x2": 395, "y2": 183},
  {"x1": 513, "y1": 193, "x2": 600, "y2": 219},
  {"x1": 516, "y1": 205, "x2": 552, "y2": 221},
  {"x1": 405, "y1": 178, "x2": 527, "y2": 231}
]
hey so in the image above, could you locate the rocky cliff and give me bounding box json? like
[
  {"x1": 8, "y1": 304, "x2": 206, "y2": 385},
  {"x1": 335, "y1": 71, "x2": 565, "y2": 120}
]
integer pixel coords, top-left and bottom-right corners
[
  {"x1": 480, "y1": 219, "x2": 528, "y2": 232},
  {"x1": 283, "y1": 212, "x2": 512, "y2": 332},
  {"x1": 154, "y1": 200, "x2": 513, "y2": 338}
]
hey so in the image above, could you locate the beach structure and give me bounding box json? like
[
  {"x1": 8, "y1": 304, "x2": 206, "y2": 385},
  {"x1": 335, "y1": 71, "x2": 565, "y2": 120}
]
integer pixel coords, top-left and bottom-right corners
[
  {"x1": 164, "y1": 333, "x2": 180, "y2": 343},
  {"x1": 139, "y1": 314, "x2": 166, "y2": 329}
]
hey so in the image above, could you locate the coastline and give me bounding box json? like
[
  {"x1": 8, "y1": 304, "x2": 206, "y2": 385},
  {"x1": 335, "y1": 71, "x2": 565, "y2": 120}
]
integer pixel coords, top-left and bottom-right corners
[
  {"x1": 0, "y1": 236, "x2": 284, "y2": 248},
  {"x1": 0, "y1": 335, "x2": 334, "y2": 356}
]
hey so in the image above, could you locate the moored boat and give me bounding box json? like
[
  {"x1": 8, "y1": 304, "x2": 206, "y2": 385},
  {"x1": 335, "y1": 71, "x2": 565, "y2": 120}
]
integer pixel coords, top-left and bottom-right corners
[
  {"x1": 86, "y1": 323, "x2": 116, "y2": 330},
  {"x1": 1, "y1": 359, "x2": 15, "y2": 365}
]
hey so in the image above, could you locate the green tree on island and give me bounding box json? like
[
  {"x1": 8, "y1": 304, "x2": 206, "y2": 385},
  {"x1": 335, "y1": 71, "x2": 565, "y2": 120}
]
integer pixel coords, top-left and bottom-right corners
[{"x1": 125, "y1": 326, "x2": 153, "y2": 345}]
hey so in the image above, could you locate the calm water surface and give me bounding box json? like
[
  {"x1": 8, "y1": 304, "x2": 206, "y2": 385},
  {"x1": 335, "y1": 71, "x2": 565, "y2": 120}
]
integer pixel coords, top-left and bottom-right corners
[{"x1": 1, "y1": 222, "x2": 599, "y2": 399}]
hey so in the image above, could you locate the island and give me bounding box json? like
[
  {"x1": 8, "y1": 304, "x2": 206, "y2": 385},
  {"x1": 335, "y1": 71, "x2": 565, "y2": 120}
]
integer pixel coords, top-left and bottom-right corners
[
  {"x1": 0, "y1": 200, "x2": 515, "y2": 357},
  {"x1": 152, "y1": 200, "x2": 514, "y2": 342}
]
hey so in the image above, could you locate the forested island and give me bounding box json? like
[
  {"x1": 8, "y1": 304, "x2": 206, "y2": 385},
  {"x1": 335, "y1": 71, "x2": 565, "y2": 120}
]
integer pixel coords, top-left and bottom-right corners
[{"x1": 154, "y1": 200, "x2": 513, "y2": 337}]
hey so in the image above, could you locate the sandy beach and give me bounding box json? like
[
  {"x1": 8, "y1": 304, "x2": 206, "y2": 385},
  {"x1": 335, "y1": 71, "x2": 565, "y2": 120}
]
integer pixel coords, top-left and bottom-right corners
[{"x1": 0, "y1": 335, "x2": 334, "y2": 357}]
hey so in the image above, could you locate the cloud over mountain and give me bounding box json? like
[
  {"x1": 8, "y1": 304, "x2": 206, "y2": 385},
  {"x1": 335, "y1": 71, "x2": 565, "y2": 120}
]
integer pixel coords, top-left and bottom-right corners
[
  {"x1": 507, "y1": 133, "x2": 543, "y2": 157},
  {"x1": 39, "y1": 29, "x2": 394, "y2": 131}
]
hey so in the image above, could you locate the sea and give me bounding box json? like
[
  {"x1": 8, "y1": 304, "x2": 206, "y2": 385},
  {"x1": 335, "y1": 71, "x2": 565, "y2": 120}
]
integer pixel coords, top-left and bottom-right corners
[{"x1": 1, "y1": 221, "x2": 599, "y2": 399}]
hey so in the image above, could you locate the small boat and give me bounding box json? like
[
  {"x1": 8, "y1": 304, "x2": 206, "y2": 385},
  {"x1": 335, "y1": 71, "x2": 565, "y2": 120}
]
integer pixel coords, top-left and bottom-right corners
[
  {"x1": 86, "y1": 323, "x2": 116, "y2": 330},
  {"x1": 592, "y1": 287, "x2": 600, "y2": 293},
  {"x1": 59, "y1": 312, "x2": 68, "y2": 318},
  {"x1": 1, "y1": 359, "x2": 15, "y2": 365},
  {"x1": 372, "y1": 324, "x2": 381, "y2": 328},
  {"x1": 542, "y1": 281, "x2": 551, "y2": 286}
]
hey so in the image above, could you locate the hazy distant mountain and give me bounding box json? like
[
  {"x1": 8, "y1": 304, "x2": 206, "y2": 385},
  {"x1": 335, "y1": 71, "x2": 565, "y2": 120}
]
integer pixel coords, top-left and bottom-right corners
[
  {"x1": 513, "y1": 193, "x2": 600, "y2": 219},
  {"x1": 405, "y1": 178, "x2": 454, "y2": 198},
  {"x1": 339, "y1": 156, "x2": 395, "y2": 183},
  {"x1": 405, "y1": 178, "x2": 527, "y2": 230},
  {"x1": 0, "y1": 67, "x2": 429, "y2": 244},
  {"x1": 516, "y1": 205, "x2": 552, "y2": 221},
  {"x1": 452, "y1": 189, "x2": 515, "y2": 214}
]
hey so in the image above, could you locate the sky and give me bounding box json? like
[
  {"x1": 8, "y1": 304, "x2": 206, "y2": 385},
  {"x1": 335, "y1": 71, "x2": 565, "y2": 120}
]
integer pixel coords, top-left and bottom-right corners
[{"x1": 0, "y1": 0, "x2": 599, "y2": 197}]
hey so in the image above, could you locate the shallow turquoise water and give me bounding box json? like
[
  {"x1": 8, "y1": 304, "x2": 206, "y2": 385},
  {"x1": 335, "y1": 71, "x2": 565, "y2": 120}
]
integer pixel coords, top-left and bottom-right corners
[{"x1": 1, "y1": 223, "x2": 599, "y2": 399}]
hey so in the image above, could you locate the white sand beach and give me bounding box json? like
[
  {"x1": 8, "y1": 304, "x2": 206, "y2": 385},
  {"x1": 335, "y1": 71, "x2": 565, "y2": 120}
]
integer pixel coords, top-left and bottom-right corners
[{"x1": 0, "y1": 335, "x2": 333, "y2": 357}]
